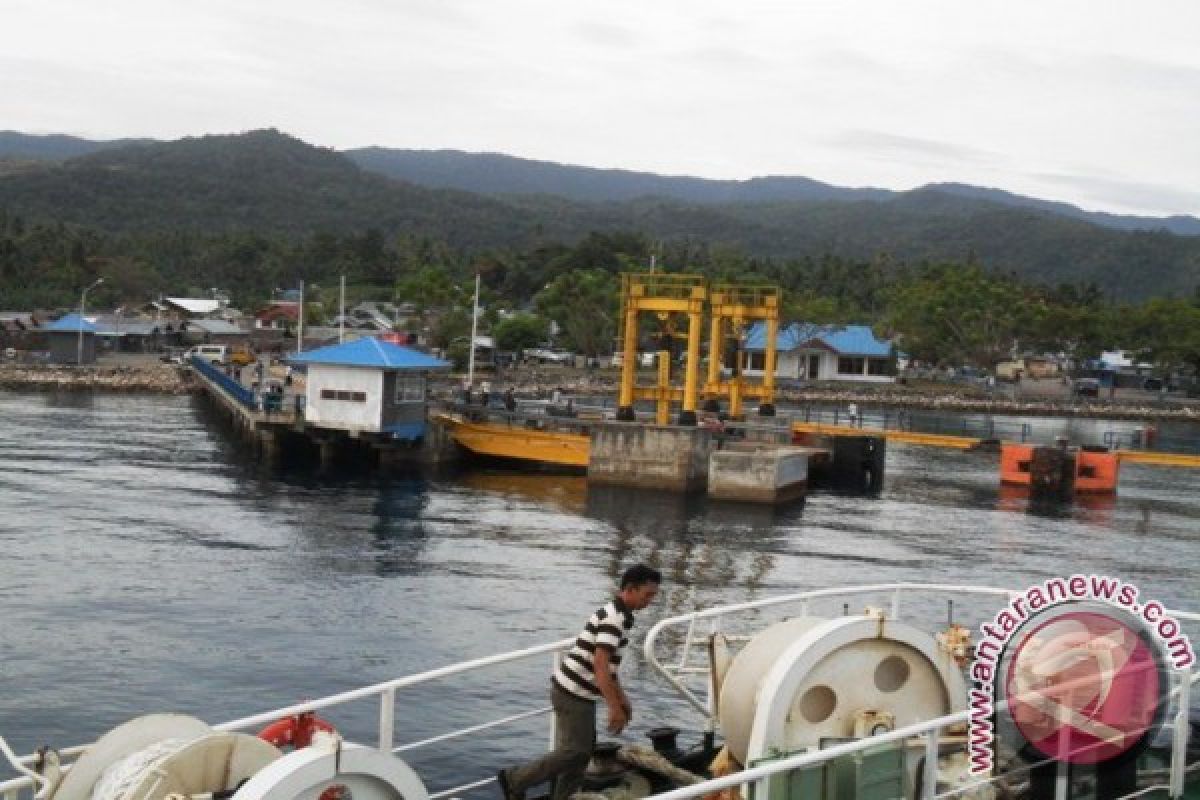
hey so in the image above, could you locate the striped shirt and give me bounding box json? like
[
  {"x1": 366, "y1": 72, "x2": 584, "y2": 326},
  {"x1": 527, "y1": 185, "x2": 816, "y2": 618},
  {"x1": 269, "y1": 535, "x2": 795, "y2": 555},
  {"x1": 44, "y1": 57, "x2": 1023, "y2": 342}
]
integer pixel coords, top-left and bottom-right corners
[{"x1": 553, "y1": 596, "x2": 634, "y2": 702}]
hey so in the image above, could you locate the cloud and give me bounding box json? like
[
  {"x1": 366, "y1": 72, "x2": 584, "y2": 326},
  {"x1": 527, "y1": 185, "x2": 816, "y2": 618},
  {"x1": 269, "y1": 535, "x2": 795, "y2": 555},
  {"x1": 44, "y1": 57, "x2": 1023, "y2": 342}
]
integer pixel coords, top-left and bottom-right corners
[
  {"x1": 830, "y1": 130, "x2": 1003, "y2": 168},
  {"x1": 570, "y1": 22, "x2": 640, "y2": 49}
]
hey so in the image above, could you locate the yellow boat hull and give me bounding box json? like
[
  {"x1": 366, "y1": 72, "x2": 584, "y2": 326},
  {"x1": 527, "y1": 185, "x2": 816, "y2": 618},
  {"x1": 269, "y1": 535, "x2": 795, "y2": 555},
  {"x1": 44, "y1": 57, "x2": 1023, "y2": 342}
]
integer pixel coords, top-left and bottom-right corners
[{"x1": 436, "y1": 414, "x2": 591, "y2": 468}]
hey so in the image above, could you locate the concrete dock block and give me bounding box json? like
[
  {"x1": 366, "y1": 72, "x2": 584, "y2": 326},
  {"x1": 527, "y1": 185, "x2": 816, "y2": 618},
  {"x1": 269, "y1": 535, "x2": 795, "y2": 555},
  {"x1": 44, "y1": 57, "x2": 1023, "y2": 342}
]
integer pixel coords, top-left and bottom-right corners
[
  {"x1": 708, "y1": 444, "x2": 809, "y2": 504},
  {"x1": 587, "y1": 423, "x2": 715, "y2": 492}
]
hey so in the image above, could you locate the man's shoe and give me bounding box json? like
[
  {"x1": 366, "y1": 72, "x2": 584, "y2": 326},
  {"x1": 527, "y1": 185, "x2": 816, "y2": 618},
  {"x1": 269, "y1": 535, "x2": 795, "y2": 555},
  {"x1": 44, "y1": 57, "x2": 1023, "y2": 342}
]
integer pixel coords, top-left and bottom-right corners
[{"x1": 496, "y1": 769, "x2": 520, "y2": 800}]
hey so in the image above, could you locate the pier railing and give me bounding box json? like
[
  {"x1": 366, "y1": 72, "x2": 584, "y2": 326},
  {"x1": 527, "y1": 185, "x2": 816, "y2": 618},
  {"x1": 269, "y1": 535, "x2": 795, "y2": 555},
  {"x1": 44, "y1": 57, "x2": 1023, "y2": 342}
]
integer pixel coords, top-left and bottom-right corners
[{"x1": 190, "y1": 355, "x2": 259, "y2": 410}]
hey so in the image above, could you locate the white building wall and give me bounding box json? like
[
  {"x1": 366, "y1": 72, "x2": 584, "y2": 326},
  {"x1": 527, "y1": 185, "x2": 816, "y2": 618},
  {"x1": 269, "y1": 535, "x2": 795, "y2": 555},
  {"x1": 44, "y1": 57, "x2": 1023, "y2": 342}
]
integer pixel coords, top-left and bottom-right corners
[
  {"x1": 745, "y1": 349, "x2": 894, "y2": 383},
  {"x1": 304, "y1": 364, "x2": 384, "y2": 432}
]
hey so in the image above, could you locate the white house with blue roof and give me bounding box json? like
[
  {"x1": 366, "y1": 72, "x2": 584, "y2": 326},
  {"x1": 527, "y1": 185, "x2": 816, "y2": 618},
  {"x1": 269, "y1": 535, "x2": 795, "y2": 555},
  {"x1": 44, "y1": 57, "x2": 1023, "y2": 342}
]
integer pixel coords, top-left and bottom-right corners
[
  {"x1": 744, "y1": 322, "x2": 896, "y2": 383},
  {"x1": 289, "y1": 337, "x2": 450, "y2": 441}
]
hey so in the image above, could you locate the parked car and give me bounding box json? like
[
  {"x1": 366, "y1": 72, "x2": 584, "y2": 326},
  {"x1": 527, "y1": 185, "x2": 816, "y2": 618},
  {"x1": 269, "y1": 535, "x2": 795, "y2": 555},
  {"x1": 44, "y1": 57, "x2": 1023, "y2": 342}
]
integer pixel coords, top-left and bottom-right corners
[
  {"x1": 183, "y1": 344, "x2": 229, "y2": 365},
  {"x1": 525, "y1": 347, "x2": 573, "y2": 364},
  {"x1": 1073, "y1": 378, "x2": 1101, "y2": 398}
]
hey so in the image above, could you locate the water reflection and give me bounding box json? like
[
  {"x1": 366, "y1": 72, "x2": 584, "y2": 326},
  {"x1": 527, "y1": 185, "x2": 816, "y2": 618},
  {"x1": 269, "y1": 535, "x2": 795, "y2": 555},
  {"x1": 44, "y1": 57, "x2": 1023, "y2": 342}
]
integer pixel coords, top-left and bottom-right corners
[{"x1": 459, "y1": 471, "x2": 588, "y2": 515}]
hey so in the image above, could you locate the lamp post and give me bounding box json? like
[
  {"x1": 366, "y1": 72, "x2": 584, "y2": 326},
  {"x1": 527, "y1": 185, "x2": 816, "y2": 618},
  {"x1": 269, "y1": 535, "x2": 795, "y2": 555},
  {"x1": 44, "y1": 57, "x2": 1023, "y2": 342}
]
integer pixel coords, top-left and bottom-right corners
[{"x1": 78, "y1": 277, "x2": 103, "y2": 365}]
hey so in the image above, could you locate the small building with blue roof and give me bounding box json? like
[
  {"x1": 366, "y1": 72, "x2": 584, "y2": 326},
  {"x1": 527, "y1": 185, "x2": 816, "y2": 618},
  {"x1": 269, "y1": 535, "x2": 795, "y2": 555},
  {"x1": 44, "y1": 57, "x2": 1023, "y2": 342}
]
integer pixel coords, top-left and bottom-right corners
[
  {"x1": 289, "y1": 337, "x2": 450, "y2": 441},
  {"x1": 42, "y1": 313, "x2": 98, "y2": 364},
  {"x1": 743, "y1": 321, "x2": 896, "y2": 383}
]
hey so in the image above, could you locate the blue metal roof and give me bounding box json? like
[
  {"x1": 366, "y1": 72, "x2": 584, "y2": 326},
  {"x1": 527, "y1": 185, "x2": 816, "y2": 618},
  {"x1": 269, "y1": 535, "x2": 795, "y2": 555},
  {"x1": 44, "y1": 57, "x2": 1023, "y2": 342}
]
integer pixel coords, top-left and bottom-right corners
[
  {"x1": 745, "y1": 322, "x2": 892, "y2": 356},
  {"x1": 42, "y1": 313, "x2": 98, "y2": 333},
  {"x1": 288, "y1": 337, "x2": 450, "y2": 370}
]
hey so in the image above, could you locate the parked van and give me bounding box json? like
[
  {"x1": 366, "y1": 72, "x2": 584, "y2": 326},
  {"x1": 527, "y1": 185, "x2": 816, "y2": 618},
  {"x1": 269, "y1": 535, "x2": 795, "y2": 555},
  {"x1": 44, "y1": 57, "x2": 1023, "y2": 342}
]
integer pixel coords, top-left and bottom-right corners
[{"x1": 184, "y1": 344, "x2": 229, "y2": 365}]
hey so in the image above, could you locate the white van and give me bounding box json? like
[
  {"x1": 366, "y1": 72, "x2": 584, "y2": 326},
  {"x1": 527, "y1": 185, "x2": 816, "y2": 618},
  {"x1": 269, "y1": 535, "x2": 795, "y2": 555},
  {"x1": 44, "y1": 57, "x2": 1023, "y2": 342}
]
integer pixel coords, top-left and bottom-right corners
[{"x1": 184, "y1": 345, "x2": 229, "y2": 365}]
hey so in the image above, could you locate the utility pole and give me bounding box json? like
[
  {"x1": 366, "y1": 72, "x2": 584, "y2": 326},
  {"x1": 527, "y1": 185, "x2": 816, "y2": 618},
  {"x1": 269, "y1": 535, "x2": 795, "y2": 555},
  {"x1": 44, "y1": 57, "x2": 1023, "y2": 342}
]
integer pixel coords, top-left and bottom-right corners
[
  {"x1": 467, "y1": 271, "x2": 480, "y2": 388},
  {"x1": 78, "y1": 277, "x2": 103, "y2": 365},
  {"x1": 297, "y1": 280, "x2": 305, "y2": 355}
]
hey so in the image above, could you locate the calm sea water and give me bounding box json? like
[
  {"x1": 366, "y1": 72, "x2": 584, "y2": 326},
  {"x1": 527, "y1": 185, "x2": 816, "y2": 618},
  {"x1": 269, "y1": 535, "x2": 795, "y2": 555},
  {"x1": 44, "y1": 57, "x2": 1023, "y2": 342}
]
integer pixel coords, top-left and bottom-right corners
[{"x1": 1, "y1": 390, "x2": 1196, "y2": 790}]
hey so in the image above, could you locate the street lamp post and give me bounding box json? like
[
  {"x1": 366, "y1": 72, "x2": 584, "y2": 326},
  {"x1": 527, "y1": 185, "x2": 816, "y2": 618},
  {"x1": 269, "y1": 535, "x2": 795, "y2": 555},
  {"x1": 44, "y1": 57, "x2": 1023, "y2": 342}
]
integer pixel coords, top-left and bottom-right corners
[{"x1": 78, "y1": 277, "x2": 104, "y2": 365}]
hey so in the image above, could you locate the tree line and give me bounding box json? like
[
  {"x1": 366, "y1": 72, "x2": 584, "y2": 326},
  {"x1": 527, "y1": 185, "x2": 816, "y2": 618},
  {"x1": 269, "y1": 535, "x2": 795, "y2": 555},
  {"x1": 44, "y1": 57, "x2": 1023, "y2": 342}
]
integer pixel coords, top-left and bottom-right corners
[{"x1": 3, "y1": 211, "x2": 1197, "y2": 375}]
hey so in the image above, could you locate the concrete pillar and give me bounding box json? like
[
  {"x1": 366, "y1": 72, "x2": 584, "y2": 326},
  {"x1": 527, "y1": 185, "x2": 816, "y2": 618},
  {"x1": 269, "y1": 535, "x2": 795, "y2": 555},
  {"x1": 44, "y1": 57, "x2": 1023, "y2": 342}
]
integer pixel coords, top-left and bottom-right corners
[
  {"x1": 588, "y1": 423, "x2": 714, "y2": 492},
  {"x1": 259, "y1": 431, "x2": 280, "y2": 466},
  {"x1": 318, "y1": 439, "x2": 338, "y2": 471},
  {"x1": 1031, "y1": 446, "x2": 1075, "y2": 498}
]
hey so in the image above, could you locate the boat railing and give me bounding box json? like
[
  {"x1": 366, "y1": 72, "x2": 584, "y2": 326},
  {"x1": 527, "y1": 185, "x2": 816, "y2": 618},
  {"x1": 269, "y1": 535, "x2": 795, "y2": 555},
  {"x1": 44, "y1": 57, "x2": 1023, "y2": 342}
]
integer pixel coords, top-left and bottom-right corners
[
  {"x1": 0, "y1": 636, "x2": 575, "y2": 800},
  {"x1": 3, "y1": 584, "x2": 1196, "y2": 800}
]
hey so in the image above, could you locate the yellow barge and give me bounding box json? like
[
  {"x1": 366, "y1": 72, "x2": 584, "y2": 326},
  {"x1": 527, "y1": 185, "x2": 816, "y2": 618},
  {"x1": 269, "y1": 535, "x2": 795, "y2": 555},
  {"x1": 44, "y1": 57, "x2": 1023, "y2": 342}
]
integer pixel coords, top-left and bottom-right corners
[{"x1": 434, "y1": 413, "x2": 591, "y2": 468}]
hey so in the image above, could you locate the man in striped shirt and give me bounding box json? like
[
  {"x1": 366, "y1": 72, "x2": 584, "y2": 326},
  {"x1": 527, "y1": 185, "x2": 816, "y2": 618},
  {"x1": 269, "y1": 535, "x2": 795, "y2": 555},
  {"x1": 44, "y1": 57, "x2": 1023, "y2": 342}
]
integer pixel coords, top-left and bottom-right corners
[{"x1": 499, "y1": 565, "x2": 662, "y2": 800}]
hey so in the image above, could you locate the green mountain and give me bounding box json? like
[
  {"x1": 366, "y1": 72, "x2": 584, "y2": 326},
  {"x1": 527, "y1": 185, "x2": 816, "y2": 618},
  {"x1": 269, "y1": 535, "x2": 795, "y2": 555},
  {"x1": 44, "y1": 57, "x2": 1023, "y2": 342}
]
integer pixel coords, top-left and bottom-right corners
[
  {"x1": 344, "y1": 146, "x2": 1200, "y2": 237},
  {"x1": 1, "y1": 129, "x2": 1199, "y2": 299},
  {"x1": 0, "y1": 130, "x2": 546, "y2": 249},
  {"x1": 4, "y1": 130, "x2": 1197, "y2": 237}
]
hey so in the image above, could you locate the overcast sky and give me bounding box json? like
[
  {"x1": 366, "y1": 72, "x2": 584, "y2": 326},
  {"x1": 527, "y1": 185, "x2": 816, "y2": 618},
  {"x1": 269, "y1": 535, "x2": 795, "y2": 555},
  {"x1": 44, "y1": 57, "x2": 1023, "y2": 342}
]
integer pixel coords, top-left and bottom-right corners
[{"x1": 5, "y1": 0, "x2": 1200, "y2": 216}]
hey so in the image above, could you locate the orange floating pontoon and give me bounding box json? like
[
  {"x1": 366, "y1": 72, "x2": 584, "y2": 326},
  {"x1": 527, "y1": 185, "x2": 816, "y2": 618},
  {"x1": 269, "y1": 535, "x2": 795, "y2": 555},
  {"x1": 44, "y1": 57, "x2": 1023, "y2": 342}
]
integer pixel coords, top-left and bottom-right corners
[
  {"x1": 1074, "y1": 448, "x2": 1120, "y2": 493},
  {"x1": 1000, "y1": 444, "x2": 1034, "y2": 486}
]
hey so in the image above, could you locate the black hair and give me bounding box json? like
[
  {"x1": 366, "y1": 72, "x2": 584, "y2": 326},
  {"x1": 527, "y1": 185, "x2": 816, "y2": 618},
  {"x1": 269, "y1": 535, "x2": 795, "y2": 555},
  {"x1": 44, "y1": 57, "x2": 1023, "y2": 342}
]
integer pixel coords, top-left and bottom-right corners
[{"x1": 620, "y1": 564, "x2": 662, "y2": 589}]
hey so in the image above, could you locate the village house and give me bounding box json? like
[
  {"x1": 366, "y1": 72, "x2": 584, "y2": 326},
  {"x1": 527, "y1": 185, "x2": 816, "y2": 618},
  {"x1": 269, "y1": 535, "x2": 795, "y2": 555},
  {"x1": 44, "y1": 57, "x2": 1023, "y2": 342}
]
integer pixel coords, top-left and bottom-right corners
[
  {"x1": 743, "y1": 322, "x2": 896, "y2": 383},
  {"x1": 255, "y1": 302, "x2": 299, "y2": 331},
  {"x1": 42, "y1": 313, "x2": 97, "y2": 364}
]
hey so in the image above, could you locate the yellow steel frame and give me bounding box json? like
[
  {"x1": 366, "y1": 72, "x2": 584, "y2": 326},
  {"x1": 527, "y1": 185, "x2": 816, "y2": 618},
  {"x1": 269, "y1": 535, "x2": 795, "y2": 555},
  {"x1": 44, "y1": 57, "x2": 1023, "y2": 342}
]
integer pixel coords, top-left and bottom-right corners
[
  {"x1": 617, "y1": 273, "x2": 707, "y2": 425},
  {"x1": 704, "y1": 284, "x2": 781, "y2": 418}
]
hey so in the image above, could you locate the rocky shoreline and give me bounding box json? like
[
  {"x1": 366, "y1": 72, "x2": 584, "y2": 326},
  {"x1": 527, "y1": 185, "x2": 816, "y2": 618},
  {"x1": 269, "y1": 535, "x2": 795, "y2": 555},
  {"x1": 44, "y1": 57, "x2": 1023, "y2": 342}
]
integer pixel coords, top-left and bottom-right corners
[
  {"x1": 0, "y1": 363, "x2": 197, "y2": 394},
  {"x1": 2, "y1": 363, "x2": 1197, "y2": 422}
]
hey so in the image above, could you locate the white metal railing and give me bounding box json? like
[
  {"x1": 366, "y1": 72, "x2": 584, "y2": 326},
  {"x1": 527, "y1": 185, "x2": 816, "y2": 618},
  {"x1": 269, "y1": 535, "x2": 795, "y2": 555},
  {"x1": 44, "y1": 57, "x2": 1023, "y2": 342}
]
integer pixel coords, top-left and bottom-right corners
[
  {"x1": 3, "y1": 584, "x2": 1197, "y2": 800},
  {"x1": 0, "y1": 636, "x2": 575, "y2": 800}
]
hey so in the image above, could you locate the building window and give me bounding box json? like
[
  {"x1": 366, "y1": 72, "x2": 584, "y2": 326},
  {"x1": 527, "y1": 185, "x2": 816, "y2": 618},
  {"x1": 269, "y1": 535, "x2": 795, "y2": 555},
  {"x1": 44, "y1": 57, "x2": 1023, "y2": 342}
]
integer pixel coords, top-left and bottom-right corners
[
  {"x1": 867, "y1": 358, "x2": 891, "y2": 376},
  {"x1": 837, "y1": 356, "x2": 865, "y2": 375},
  {"x1": 747, "y1": 352, "x2": 765, "y2": 371},
  {"x1": 320, "y1": 388, "x2": 366, "y2": 402},
  {"x1": 394, "y1": 373, "x2": 426, "y2": 404}
]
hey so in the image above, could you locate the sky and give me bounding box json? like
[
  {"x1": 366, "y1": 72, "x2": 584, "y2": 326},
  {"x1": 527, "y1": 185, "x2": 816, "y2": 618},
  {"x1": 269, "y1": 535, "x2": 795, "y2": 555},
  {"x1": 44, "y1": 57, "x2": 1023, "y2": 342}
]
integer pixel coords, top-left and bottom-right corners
[{"x1": 4, "y1": 0, "x2": 1200, "y2": 217}]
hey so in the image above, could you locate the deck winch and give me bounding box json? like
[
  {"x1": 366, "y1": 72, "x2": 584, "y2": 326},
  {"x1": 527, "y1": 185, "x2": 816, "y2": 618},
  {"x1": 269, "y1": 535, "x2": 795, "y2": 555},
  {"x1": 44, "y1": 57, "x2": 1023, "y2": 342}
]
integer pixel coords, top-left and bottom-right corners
[{"x1": 716, "y1": 609, "x2": 967, "y2": 791}]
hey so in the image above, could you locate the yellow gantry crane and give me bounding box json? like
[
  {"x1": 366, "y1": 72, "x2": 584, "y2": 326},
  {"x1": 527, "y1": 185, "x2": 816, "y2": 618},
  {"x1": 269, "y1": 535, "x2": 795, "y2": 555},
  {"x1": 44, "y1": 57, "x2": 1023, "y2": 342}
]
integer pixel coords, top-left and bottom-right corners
[
  {"x1": 706, "y1": 284, "x2": 782, "y2": 418},
  {"x1": 616, "y1": 274, "x2": 781, "y2": 424},
  {"x1": 616, "y1": 273, "x2": 707, "y2": 425}
]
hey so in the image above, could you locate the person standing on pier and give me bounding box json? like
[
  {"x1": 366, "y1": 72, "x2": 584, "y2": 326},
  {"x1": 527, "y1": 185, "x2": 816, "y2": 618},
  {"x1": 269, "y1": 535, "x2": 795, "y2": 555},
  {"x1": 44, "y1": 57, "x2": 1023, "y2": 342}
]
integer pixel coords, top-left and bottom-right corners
[{"x1": 498, "y1": 565, "x2": 662, "y2": 800}]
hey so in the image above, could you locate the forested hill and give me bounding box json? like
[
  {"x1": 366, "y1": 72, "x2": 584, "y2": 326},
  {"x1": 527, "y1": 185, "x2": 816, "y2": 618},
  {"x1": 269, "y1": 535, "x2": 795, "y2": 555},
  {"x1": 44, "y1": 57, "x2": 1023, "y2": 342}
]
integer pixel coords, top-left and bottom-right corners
[
  {"x1": 346, "y1": 147, "x2": 891, "y2": 205},
  {"x1": 5, "y1": 130, "x2": 1198, "y2": 237},
  {"x1": 0, "y1": 131, "x2": 546, "y2": 249},
  {"x1": 2, "y1": 129, "x2": 1200, "y2": 298},
  {"x1": 344, "y1": 147, "x2": 1200, "y2": 237}
]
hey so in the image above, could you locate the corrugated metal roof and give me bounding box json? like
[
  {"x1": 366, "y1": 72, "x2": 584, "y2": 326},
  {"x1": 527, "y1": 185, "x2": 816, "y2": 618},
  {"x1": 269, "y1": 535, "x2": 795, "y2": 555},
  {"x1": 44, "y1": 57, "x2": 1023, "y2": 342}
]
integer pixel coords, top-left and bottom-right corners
[
  {"x1": 165, "y1": 297, "x2": 220, "y2": 314},
  {"x1": 188, "y1": 319, "x2": 246, "y2": 334},
  {"x1": 42, "y1": 313, "x2": 98, "y2": 333},
  {"x1": 288, "y1": 337, "x2": 450, "y2": 370},
  {"x1": 745, "y1": 322, "x2": 891, "y2": 356}
]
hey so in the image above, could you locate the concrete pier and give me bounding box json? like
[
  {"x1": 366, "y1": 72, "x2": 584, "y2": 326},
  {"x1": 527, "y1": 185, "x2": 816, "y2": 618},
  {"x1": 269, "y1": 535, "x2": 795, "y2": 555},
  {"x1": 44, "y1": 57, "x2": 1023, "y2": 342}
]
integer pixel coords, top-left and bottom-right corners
[
  {"x1": 708, "y1": 444, "x2": 811, "y2": 504},
  {"x1": 588, "y1": 423, "x2": 715, "y2": 492}
]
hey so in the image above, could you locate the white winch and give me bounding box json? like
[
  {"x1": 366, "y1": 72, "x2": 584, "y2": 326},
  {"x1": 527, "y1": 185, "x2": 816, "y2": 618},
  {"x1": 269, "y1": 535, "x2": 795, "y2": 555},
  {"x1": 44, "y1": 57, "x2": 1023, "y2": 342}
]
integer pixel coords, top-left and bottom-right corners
[
  {"x1": 38, "y1": 714, "x2": 428, "y2": 800},
  {"x1": 717, "y1": 610, "x2": 967, "y2": 767}
]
